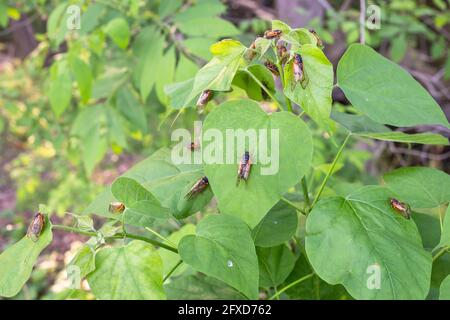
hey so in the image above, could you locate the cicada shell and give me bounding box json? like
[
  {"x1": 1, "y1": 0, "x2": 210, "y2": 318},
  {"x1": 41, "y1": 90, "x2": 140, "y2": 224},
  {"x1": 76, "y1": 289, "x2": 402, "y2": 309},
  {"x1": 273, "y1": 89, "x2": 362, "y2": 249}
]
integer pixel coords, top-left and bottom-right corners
[
  {"x1": 185, "y1": 176, "x2": 209, "y2": 199},
  {"x1": 293, "y1": 53, "x2": 308, "y2": 89},
  {"x1": 109, "y1": 202, "x2": 125, "y2": 214},
  {"x1": 27, "y1": 213, "x2": 45, "y2": 242},
  {"x1": 390, "y1": 198, "x2": 411, "y2": 219},
  {"x1": 236, "y1": 151, "x2": 252, "y2": 186}
]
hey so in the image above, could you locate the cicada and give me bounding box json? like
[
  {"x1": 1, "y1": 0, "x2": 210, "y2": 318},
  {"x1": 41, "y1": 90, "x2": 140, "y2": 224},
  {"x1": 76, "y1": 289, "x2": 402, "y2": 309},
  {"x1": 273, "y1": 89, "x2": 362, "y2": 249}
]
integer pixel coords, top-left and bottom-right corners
[
  {"x1": 390, "y1": 198, "x2": 411, "y2": 219},
  {"x1": 277, "y1": 42, "x2": 288, "y2": 65},
  {"x1": 109, "y1": 202, "x2": 125, "y2": 214},
  {"x1": 264, "y1": 29, "x2": 282, "y2": 39},
  {"x1": 264, "y1": 60, "x2": 279, "y2": 76},
  {"x1": 309, "y1": 28, "x2": 323, "y2": 47},
  {"x1": 246, "y1": 41, "x2": 257, "y2": 61},
  {"x1": 27, "y1": 212, "x2": 45, "y2": 242},
  {"x1": 185, "y1": 176, "x2": 209, "y2": 199},
  {"x1": 236, "y1": 151, "x2": 252, "y2": 186},
  {"x1": 196, "y1": 90, "x2": 214, "y2": 108},
  {"x1": 187, "y1": 141, "x2": 200, "y2": 151},
  {"x1": 293, "y1": 53, "x2": 308, "y2": 89}
]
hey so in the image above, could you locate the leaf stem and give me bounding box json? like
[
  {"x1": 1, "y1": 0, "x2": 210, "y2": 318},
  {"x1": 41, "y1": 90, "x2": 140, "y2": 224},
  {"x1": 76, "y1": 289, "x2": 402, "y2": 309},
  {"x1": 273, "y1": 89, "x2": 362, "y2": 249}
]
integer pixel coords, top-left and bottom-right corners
[
  {"x1": 301, "y1": 177, "x2": 311, "y2": 211},
  {"x1": 244, "y1": 68, "x2": 283, "y2": 111},
  {"x1": 269, "y1": 272, "x2": 315, "y2": 300},
  {"x1": 52, "y1": 224, "x2": 179, "y2": 253},
  {"x1": 311, "y1": 134, "x2": 351, "y2": 209},
  {"x1": 145, "y1": 227, "x2": 176, "y2": 247},
  {"x1": 433, "y1": 246, "x2": 449, "y2": 262},
  {"x1": 272, "y1": 45, "x2": 292, "y2": 112},
  {"x1": 281, "y1": 197, "x2": 307, "y2": 215},
  {"x1": 163, "y1": 259, "x2": 184, "y2": 283}
]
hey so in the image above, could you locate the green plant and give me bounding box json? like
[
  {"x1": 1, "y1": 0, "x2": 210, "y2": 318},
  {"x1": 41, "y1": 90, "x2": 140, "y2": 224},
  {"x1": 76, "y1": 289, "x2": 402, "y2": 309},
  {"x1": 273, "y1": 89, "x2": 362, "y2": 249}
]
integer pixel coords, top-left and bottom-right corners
[{"x1": 1, "y1": 18, "x2": 450, "y2": 300}]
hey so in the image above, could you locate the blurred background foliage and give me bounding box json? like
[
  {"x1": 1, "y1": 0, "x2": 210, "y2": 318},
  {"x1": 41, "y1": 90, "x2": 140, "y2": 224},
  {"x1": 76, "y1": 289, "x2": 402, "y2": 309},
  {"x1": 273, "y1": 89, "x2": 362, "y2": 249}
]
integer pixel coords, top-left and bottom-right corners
[{"x1": 0, "y1": 0, "x2": 449, "y2": 299}]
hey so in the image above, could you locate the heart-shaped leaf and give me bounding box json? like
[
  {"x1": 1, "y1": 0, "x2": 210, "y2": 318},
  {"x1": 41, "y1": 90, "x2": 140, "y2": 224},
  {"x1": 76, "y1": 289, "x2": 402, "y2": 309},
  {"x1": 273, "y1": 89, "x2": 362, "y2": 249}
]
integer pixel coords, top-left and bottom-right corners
[
  {"x1": 440, "y1": 275, "x2": 450, "y2": 300},
  {"x1": 257, "y1": 244, "x2": 296, "y2": 288},
  {"x1": 284, "y1": 44, "x2": 334, "y2": 127},
  {"x1": 202, "y1": 99, "x2": 313, "y2": 227},
  {"x1": 306, "y1": 185, "x2": 432, "y2": 299},
  {"x1": 252, "y1": 200, "x2": 298, "y2": 247},
  {"x1": 383, "y1": 167, "x2": 450, "y2": 208},
  {"x1": 337, "y1": 44, "x2": 450, "y2": 128},
  {"x1": 438, "y1": 206, "x2": 450, "y2": 250},
  {"x1": 165, "y1": 274, "x2": 245, "y2": 300},
  {"x1": 178, "y1": 214, "x2": 259, "y2": 299},
  {"x1": 87, "y1": 241, "x2": 165, "y2": 300},
  {"x1": 332, "y1": 111, "x2": 449, "y2": 145},
  {"x1": 0, "y1": 215, "x2": 53, "y2": 297}
]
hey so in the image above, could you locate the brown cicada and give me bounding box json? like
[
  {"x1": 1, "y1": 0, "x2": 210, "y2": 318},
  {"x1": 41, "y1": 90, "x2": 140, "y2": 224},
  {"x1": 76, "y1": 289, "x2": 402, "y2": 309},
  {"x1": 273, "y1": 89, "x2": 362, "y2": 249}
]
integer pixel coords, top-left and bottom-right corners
[
  {"x1": 109, "y1": 202, "x2": 125, "y2": 214},
  {"x1": 185, "y1": 176, "x2": 209, "y2": 199},
  {"x1": 27, "y1": 212, "x2": 45, "y2": 242},
  {"x1": 187, "y1": 141, "x2": 200, "y2": 151},
  {"x1": 309, "y1": 28, "x2": 323, "y2": 47},
  {"x1": 390, "y1": 198, "x2": 411, "y2": 219},
  {"x1": 264, "y1": 60, "x2": 279, "y2": 76},
  {"x1": 264, "y1": 29, "x2": 282, "y2": 39},
  {"x1": 246, "y1": 41, "x2": 257, "y2": 61},
  {"x1": 236, "y1": 151, "x2": 252, "y2": 186},
  {"x1": 277, "y1": 42, "x2": 288, "y2": 65},
  {"x1": 196, "y1": 90, "x2": 214, "y2": 108},
  {"x1": 293, "y1": 53, "x2": 308, "y2": 89}
]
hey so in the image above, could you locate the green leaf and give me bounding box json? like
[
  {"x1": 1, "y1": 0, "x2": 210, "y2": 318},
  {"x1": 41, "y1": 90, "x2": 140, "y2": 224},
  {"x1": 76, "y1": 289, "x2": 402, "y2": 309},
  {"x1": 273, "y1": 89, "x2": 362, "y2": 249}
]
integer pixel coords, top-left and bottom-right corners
[
  {"x1": 178, "y1": 18, "x2": 240, "y2": 38},
  {"x1": 337, "y1": 44, "x2": 450, "y2": 128},
  {"x1": 79, "y1": 3, "x2": 105, "y2": 36},
  {"x1": 252, "y1": 201, "x2": 298, "y2": 247},
  {"x1": 173, "y1": 0, "x2": 226, "y2": 23},
  {"x1": 306, "y1": 185, "x2": 432, "y2": 299},
  {"x1": 183, "y1": 40, "x2": 246, "y2": 106},
  {"x1": 159, "y1": 224, "x2": 196, "y2": 278},
  {"x1": 68, "y1": 244, "x2": 96, "y2": 279},
  {"x1": 0, "y1": 2, "x2": 8, "y2": 27},
  {"x1": 383, "y1": 167, "x2": 450, "y2": 208},
  {"x1": 233, "y1": 65, "x2": 275, "y2": 101},
  {"x1": 257, "y1": 245, "x2": 296, "y2": 288},
  {"x1": 332, "y1": 111, "x2": 449, "y2": 145},
  {"x1": 203, "y1": 99, "x2": 313, "y2": 227},
  {"x1": 82, "y1": 123, "x2": 107, "y2": 176},
  {"x1": 178, "y1": 214, "x2": 259, "y2": 299},
  {"x1": 104, "y1": 18, "x2": 130, "y2": 49},
  {"x1": 438, "y1": 206, "x2": 450, "y2": 250},
  {"x1": 356, "y1": 131, "x2": 449, "y2": 145},
  {"x1": 139, "y1": 32, "x2": 165, "y2": 101},
  {"x1": 47, "y1": 2, "x2": 69, "y2": 46},
  {"x1": 48, "y1": 62, "x2": 72, "y2": 117},
  {"x1": 123, "y1": 148, "x2": 213, "y2": 219},
  {"x1": 116, "y1": 87, "x2": 148, "y2": 133},
  {"x1": 87, "y1": 241, "x2": 165, "y2": 299},
  {"x1": 271, "y1": 20, "x2": 291, "y2": 34},
  {"x1": 440, "y1": 275, "x2": 450, "y2": 300},
  {"x1": 284, "y1": 44, "x2": 334, "y2": 127},
  {"x1": 158, "y1": 0, "x2": 183, "y2": 18},
  {"x1": 111, "y1": 177, "x2": 170, "y2": 227},
  {"x1": 155, "y1": 46, "x2": 176, "y2": 105},
  {"x1": 0, "y1": 215, "x2": 53, "y2": 297},
  {"x1": 164, "y1": 78, "x2": 196, "y2": 109},
  {"x1": 165, "y1": 274, "x2": 245, "y2": 300},
  {"x1": 184, "y1": 38, "x2": 215, "y2": 60},
  {"x1": 390, "y1": 33, "x2": 407, "y2": 62},
  {"x1": 70, "y1": 57, "x2": 92, "y2": 103}
]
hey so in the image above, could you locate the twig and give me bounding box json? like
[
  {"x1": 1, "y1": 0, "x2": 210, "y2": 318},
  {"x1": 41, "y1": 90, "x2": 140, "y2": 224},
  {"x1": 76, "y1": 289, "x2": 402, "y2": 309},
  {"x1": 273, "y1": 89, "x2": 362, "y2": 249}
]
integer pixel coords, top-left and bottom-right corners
[{"x1": 359, "y1": 0, "x2": 366, "y2": 44}]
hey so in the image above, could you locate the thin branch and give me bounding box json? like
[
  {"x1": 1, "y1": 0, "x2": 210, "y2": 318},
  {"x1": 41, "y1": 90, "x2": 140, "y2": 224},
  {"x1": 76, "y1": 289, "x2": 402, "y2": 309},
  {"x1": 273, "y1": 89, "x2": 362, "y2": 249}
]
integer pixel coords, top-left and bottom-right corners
[{"x1": 359, "y1": 0, "x2": 366, "y2": 44}]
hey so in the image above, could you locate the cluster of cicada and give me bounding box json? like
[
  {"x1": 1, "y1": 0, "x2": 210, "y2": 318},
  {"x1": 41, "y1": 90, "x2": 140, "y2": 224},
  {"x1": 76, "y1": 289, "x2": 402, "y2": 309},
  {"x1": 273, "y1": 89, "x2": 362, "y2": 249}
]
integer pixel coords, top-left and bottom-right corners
[
  {"x1": 248, "y1": 28, "x2": 324, "y2": 90},
  {"x1": 184, "y1": 151, "x2": 253, "y2": 201}
]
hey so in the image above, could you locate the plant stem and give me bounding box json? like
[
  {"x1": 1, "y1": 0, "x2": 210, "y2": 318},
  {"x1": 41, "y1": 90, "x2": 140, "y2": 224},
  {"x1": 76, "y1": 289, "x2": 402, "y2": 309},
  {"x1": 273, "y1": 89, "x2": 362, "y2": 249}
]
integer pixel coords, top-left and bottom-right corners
[
  {"x1": 269, "y1": 272, "x2": 315, "y2": 300},
  {"x1": 272, "y1": 44, "x2": 293, "y2": 112},
  {"x1": 163, "y1": 260, "x2": 184, "y2": 283},
  {"x1": 301, "y1": 177, "x2": 311, "y2": 211},
  {"x1": 244, "y1": 68, "x2": 283, "y2": 110},
  {"x1": 145, "y1": 227, "x2": 176, "y2": 247},
  {"x1": 281, "y1": 197, "x2": 307, "y2": 215},
  {"x1": 52, "y1": 224, "x2": 179, "y2": 253},
  {"x1": 433, "y1": 246, "x2": 449, "y2": 262},
  {"x1": 311, "y1": 134, "x2": 352, "y2": 209}
]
